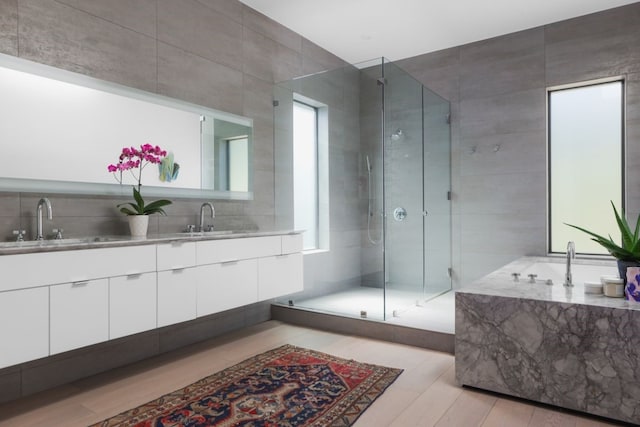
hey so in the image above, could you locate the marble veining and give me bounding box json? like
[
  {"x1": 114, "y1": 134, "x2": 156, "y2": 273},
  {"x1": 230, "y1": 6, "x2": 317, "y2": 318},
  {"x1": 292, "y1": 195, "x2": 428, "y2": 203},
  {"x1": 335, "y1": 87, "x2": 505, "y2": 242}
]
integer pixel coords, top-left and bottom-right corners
[{"x1": 456, "y1": 257, "x2": 640, "y2": 424}]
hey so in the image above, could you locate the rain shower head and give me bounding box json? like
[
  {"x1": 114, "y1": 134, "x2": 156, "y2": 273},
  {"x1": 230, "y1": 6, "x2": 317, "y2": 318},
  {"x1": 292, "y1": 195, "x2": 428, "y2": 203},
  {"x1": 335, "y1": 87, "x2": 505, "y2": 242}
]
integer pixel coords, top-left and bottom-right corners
[{"x1": 390, "y1": 129, "x2": 404, "y2": 141}]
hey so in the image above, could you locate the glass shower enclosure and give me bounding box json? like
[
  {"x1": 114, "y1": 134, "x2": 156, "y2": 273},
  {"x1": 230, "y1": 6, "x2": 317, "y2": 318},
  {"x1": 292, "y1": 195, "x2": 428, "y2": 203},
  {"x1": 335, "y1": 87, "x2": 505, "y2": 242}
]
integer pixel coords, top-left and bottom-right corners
[{"x1": 274, "y1": 57, "x2": 451, "y2": 322}]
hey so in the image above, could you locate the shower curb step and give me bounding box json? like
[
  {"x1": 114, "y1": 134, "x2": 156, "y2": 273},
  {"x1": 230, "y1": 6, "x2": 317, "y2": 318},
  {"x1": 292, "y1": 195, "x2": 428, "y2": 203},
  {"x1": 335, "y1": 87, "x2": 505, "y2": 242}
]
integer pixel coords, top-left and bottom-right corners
[{"x1": 271, "y1": 304, "x2": 454, "y2": 354}]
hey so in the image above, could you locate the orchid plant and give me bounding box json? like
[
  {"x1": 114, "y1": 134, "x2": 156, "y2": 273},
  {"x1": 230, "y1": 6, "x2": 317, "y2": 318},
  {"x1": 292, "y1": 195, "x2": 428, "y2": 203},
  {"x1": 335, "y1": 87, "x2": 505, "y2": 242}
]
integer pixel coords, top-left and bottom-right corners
[{"x1": 108, "y1": 144, "x2": 173, "y2": 216}]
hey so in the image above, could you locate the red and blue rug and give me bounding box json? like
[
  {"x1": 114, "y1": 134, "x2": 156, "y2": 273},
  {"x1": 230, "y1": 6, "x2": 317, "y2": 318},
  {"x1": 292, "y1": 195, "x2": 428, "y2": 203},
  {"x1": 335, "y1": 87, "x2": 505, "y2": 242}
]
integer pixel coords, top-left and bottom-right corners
[{"x1": 92, "y1": 344, "x2": 403, "y2": 426}]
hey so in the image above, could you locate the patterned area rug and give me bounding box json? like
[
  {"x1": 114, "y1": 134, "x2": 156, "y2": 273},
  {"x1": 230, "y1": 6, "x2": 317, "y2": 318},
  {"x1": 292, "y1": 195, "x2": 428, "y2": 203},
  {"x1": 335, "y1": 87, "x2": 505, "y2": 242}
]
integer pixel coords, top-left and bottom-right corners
[{"x1": 91, "y1": 344, "x2": 403, "y2": 427}]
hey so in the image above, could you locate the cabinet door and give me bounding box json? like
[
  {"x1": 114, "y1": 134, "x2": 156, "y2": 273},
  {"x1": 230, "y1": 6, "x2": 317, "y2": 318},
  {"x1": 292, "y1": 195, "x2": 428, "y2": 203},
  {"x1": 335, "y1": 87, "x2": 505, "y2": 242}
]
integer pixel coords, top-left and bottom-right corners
[
  {"x1": 258, "y1": 253, "x2": 303, "y2": 301},
  {"x1": 196, "y1": 259, "x2": 258, "y2": 317},
  {"x1": 109, "y1": 273, "x2": 157, "y2": 340},
  {"x1": 157, "y1": 268, "x2": 197, "y2": 327},
  {"x1": 50, "y1": 278, "x2": 109, "y2": 355},
  {"x1": 0, "y1": 287, "x2": 49, "y2": 369}
]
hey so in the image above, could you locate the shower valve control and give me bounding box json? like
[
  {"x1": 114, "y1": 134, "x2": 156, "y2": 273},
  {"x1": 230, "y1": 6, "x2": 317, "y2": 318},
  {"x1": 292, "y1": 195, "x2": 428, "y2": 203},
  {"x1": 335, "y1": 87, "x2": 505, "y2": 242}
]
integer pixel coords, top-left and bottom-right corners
[{"x1": 393, "y1": 207, "x2": 407, "y2": 222}]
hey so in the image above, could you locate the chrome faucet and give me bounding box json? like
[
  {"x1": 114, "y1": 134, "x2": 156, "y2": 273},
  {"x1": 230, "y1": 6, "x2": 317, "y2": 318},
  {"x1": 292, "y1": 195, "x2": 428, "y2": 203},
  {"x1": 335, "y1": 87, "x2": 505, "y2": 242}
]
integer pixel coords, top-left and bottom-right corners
[
  {"x1": 564, "y1": 241, "x2": 575, "y2": 287},
  {"x1": 36, "y1": 198, "x2": 53, "y2": 241},
  {"x1": 199, "y1": 202, "x2": 215, "y2": 232}
]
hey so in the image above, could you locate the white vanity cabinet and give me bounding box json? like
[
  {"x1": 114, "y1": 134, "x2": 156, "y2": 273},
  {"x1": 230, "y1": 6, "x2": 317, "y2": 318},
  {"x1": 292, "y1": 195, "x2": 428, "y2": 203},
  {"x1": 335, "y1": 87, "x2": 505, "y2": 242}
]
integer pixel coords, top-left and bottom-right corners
[
  {"x1": 0, "y1": 232, "x2": 303, "y2": 368},
  {"x1": 196, "y1": 259, "x2": 258, "y2": 317},
  {"x1": 258, "y1": 234, "x2": 304, "y2": 301},
  {"x1": 109, "y1": 272, "x2": 157, "y2": 339},
  {"x1": 50, "y1": 278, "x2": 109, "y2": 355},
  {"x1": 156, "y1": 241, "x2": 197, "y2": 327},
  {"x1": 0, "y1": 287, "x2": 49, "y2": 369},
  {"x1": 258, "y1": 253, "x2": 303, "y2": 301}
]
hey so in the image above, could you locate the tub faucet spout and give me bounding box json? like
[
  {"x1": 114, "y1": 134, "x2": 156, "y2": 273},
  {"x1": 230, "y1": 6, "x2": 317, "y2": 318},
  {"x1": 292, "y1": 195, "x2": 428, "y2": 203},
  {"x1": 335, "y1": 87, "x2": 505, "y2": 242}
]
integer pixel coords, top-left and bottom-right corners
[{"x1": 564, "y1": 241, "x2": 575, "y2": 287}]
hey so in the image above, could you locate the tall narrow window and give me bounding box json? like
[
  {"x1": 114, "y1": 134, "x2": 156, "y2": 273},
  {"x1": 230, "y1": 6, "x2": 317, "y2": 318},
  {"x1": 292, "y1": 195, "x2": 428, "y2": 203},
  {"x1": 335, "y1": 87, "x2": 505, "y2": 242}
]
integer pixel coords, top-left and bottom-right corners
[
  {"x1": 549, "y1": 80, "x2": 624, "y2": 254},
  {"x1": 293, "y1": 101, "x2": 318, "y2": 249}
]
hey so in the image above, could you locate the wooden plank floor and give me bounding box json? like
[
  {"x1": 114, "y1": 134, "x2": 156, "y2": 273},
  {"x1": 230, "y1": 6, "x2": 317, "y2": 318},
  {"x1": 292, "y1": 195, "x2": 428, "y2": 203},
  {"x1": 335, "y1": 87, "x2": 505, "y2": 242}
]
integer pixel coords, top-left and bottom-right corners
[{"x1": 0, "y1": 321, "x2": 621, "y2": 426}]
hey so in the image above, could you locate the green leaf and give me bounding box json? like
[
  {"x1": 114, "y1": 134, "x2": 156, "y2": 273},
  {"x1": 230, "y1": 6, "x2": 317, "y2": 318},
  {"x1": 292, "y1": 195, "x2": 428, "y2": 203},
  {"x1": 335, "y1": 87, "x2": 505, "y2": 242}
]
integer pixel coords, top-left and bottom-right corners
[
  {"x1": 143, "y1": 199, "x2": 172, "y2": 216},
  {"x1": 132, "y1": 187, "x2": 145, "y2": 211}
]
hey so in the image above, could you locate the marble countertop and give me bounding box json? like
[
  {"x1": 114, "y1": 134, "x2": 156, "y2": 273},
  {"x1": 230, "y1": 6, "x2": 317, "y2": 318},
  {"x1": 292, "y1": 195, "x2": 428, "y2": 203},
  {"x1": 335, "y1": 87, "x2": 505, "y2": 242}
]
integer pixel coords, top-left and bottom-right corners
[
  {"x1": 0, "y1": 229, "x2": 301, "y2": 255},
  {"x1": 457, "y1": 256, "x2": 640, "y2": 311}
]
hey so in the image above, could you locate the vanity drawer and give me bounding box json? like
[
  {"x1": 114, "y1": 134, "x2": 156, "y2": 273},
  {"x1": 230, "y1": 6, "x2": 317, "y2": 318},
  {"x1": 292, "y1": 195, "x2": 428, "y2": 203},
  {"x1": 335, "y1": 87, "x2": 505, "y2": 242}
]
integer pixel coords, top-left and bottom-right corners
[
  {"x1": 258, "y1": 253, "x2": 303, "y2": 301},
  {"x1": 109, "y1": 272, "x2": 157, "y2": 340},
  {"x1": 196, "y1": 236, "x2": 281, "y2": 265},
  {"x1": 281, "y1": 234, "x2": 303, "y2": 254},
  {"x1": 157, "y1": 268, "x2": 197, "y2": 327},
  {"x1": 0, "y1": 245, "x2": 156, "y2": 292},
  {"x1": 157, "y1": 241, "x2": 196, "y2": 271}
]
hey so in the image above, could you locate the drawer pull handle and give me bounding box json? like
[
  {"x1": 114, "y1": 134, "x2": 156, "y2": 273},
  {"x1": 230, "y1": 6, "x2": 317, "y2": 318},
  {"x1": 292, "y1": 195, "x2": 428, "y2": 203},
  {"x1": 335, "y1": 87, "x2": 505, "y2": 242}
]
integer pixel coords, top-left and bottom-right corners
[
  {"x1": 172, "y1": 267, "x2": 186, "y2": 272},
  {"x1": 221, "y1": 259, "x2": 239, "y2": 265},
  {"x1": 276, "y1": 254, "x2": 289, "y2": 259},
  {"x1": 72, "y1": 280, "x2": 89, "y2": 286},
  {"x1": 126, "y1": 273, "x2": 142, "y2": 279}
]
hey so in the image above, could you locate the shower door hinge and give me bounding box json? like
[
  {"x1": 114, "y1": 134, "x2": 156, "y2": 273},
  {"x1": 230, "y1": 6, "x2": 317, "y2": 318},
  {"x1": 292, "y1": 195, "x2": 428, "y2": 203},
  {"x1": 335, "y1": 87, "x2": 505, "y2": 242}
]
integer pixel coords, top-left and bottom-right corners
[
  {"x1": 272, "y1": 100, "x2": 279, "y2": 107},
  {"x1": 377, "y1": 78, "x2": 386, "y2": 86},
  {"x1": 447, "y1": 267, "x2": 453, "y2": 278},
  {"x1": 446, "y1": 113, "x2": 451, "y2": 124},
  {"x1": 447, "y1": 191, "x2": 452, "y2": 201}
]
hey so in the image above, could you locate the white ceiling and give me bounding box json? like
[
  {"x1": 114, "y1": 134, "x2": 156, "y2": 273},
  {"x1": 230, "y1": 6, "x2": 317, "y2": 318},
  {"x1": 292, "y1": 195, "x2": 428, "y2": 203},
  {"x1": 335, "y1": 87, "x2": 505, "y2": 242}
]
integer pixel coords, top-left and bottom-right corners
[{"x1": 239, "y1": 0, "x2": 639, "y2": 64}]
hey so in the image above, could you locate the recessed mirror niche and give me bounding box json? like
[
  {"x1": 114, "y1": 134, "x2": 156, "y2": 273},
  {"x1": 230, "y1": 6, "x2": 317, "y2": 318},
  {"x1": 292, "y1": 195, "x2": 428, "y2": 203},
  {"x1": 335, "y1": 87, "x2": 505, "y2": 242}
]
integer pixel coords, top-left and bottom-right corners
[{"x1": 0, "y1": 53, "x2": 253, "y2": 200}]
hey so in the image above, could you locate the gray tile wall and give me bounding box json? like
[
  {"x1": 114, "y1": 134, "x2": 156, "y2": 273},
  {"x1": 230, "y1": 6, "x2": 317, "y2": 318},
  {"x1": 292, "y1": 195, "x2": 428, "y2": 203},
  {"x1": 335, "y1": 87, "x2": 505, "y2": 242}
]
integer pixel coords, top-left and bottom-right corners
[
  {"x1": 0, "y1": 0, "x2": 344, "y2": 242},
  {"x1": 397, "y1": 2, "x2": 640, "y2": 286},
  {"x1": 0, "y1": 0, "x2": 345, "y2": 402}
]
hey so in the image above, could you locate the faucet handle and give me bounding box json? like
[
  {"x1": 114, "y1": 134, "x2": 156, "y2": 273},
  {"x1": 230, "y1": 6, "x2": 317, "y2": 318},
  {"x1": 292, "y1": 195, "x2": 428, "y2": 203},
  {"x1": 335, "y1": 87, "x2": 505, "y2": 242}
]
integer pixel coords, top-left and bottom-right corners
[
  {"x1": 185, "y1": 224, "x2": 196, "y2": 233},
  {"x1": 203, "y1": 224, "x2": 215, "y2": 232},
  {"x1": 512, "y1": 272, "x2": 520, "y2": 282},
  {"x1": 528, "y1": 273, "x2": 538, "y2": 283},
  {"x1": 52, "y1": 228, "x2": 64, "y2": 240},
  {"x1": 12, "y1": 229, "x2": 26, "y2": 242}
]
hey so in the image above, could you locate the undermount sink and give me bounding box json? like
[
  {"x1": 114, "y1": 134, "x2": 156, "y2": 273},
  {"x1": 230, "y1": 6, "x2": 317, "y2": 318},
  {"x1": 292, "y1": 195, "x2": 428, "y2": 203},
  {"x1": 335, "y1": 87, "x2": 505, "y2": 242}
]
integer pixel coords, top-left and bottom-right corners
[
  {"x1": 0, "y1": 238, "x2": 87, "y2": 248},
  {"x1": 174, "y1": 230, "x2": 234, "y2": 237}
]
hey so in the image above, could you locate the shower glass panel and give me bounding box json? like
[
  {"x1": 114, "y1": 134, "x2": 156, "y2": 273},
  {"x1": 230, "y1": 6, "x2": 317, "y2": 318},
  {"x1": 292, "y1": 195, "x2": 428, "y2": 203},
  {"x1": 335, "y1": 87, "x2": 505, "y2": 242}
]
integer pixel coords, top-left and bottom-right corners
[
  {"x1": 273, "y1": 57, "x2": 451, "y2": 323},
  {"x1": 382, "y1": 60, "x2": 426, "y2": 318}
]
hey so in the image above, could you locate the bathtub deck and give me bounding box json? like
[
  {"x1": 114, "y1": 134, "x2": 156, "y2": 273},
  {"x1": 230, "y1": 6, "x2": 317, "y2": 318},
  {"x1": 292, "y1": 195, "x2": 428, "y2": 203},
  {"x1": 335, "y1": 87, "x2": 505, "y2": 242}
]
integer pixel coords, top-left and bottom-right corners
[{"x1": 455, "y1": 256, "x2": 640, "y2": 425}]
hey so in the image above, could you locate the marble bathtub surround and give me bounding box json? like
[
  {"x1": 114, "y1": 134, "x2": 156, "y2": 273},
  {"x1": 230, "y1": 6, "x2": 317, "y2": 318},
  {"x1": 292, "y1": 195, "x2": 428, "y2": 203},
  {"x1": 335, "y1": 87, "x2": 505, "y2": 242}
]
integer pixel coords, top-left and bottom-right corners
[{"x1": 456, "y1": 256, "x2": 640, "y2": 424}]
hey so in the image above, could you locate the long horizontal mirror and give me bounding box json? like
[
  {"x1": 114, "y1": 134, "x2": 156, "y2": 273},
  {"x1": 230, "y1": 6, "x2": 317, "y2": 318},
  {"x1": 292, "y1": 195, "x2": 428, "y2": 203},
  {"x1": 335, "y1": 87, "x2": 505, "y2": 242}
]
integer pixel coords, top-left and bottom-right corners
[{"x1": 0, "y1": 53, "x2": 253, "y2": 200}]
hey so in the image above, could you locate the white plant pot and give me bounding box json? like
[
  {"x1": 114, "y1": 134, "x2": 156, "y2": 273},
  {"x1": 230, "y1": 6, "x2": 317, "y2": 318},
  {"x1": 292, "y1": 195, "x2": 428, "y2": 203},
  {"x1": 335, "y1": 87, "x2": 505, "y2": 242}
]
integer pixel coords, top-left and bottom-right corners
[{"x1": 128, "y1": 215, "x2": 149, "y2": 238}]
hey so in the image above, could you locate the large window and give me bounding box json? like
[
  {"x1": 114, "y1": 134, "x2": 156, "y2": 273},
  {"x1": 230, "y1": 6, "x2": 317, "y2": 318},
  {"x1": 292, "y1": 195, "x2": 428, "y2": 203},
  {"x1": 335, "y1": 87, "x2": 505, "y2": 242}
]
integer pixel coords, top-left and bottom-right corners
[
  {"x1": 549, "y1": 80, "x2": 624, "y2": 254},
  {"x1": 293, "y1": 101, "x2": 319, "y2": 249}
]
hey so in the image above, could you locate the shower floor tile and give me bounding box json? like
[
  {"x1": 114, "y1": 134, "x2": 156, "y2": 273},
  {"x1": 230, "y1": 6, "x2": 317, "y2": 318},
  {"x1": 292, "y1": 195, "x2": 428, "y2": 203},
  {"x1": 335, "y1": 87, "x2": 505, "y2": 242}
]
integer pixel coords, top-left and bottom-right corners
[{"x1": 292, "y1": 288, "x2": 455, "y2": 333}]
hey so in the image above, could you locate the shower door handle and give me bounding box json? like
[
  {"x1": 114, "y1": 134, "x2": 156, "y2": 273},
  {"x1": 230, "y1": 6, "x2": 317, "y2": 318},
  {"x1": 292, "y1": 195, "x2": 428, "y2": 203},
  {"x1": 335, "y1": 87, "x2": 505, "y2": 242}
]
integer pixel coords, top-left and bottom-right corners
[{"x1": 422, "y1": 211, "x2": 428, "y2": 216}]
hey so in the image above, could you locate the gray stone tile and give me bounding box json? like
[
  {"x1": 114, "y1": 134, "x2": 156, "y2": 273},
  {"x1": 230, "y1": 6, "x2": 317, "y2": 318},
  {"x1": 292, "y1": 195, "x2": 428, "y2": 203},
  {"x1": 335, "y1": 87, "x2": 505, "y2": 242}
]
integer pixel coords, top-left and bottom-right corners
[
  {"x1": 157, "y1": 42, "x2": 243, "y2": 115},
  {"x1": 461, "y1": 213, "x2": 546, "y2": 255},
  {"x1": 459, "y1": 27, "x2": 544, "y2": 100},
  {"x1": 18, "y1": 0, "x2": 157, "y2": 92},
  {"x1": 242, "y1": 5, "x2": 302, "y2": 53},
  {"x1": 545, "y1": 3, "x2": 640, "y2": 86},
  {"x1": 252, "y1": 119, "x2": 275, "y2": 173},
  {"x1": 459, "y1": 171, "x2": 546, "y2": 215},
  {"x1": 196, "y1": 0, "x2": 243, "y2": 23},
  {"x1": 0, "y1": 0, "x2": 17, "y2": 55},
  {"x1": 301, "y1": 39, "x2": 345, "y2": 74},
  {"x1": 157, "y1": 0, "x2": 243, "y2": 71},
  {"x1": 460, "y1": 88, "x2": 546, "y2": 140},
  {"x1": 243, "y1": 74, "x2": 275, "y2": 124},
  {"x1": 460, "y1": 130, "x2": 546, "y2": 176},
  {"x1": 395, "y1": 46, "x2": 459, "y2": 102},
  {"x1": 55, "y1": 0, "x2": 156, "y2": 37}
]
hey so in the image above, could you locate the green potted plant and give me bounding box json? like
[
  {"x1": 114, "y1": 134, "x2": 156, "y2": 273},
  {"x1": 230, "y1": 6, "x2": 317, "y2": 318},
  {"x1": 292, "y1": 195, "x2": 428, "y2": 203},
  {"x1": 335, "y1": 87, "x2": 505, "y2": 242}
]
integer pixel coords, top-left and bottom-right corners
[
  {"x1": 108, "y1": 144, "x2": 173, "y2": 237},
  {"x1": 565, "y1": 201, "x2": 640, "y2": 280}
]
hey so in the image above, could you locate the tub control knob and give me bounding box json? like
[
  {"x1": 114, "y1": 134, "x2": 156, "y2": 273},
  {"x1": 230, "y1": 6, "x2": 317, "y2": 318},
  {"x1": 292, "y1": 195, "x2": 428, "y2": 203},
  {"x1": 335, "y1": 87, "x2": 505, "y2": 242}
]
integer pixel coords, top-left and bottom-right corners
[
  {"x1": 528, "y1": 274, "x2": 538, "y2": 283},
  {"x1": 512, "y1": 273, "x2": 520, "y2": 282}
]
